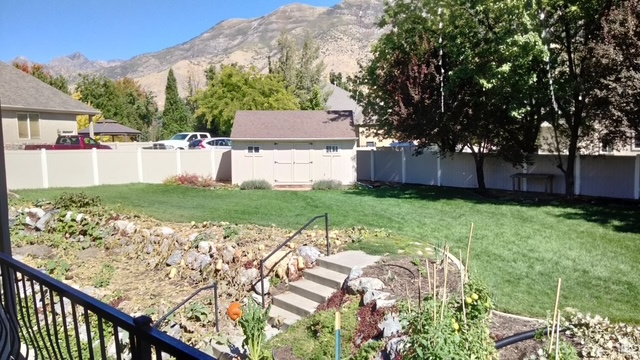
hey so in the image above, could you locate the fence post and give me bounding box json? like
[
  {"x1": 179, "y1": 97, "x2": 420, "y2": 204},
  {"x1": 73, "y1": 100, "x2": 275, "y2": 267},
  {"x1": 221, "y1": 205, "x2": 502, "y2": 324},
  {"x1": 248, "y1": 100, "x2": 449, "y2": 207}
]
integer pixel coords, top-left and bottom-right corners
[
  {"x1": 574, "y1": 154, "x2": 581, "y2": 196},
  {"x1": 132, "y1": 316, "x2": 153, "y2": 360},
  {"x1": 41, "y1": 148, "x2": 49, "y2": 188},
  {"x1": 635, "y1": 155, "x2": 640, "y2": 199},
  {"x1": 137, "y1": 148, "x2": 144, "y2": 183},
  {"x1": 401, "y1": 148, "x2": 406, "y2": 184},
  {"x1": 325, "y1": 213, "x2": 330, "y2": 256},
  {"x1": 523, "y1": 163, "x2": 529, "y2": 192},
  {"x1": 92, "y1": 148, "x2": 99, "y2": 186},
  {"x1": 176, "y1": 149, "x2": 182, "y2": 175},
  {"x1": 211, "y1": 149, "x2": 217, "y2": 180},
  {"x1": 437, "y1": 154, "x2": 441, "y2": 186},
  {"x1": 370, "y1": 149, "x2": 375, "y2": 181}
]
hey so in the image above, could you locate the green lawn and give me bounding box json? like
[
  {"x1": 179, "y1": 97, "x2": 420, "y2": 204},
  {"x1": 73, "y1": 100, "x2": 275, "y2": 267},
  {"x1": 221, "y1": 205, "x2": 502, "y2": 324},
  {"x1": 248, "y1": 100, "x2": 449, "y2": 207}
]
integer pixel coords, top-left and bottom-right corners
[{"x1": 13, "y1": 184, "x2": 640, "y2": 323}]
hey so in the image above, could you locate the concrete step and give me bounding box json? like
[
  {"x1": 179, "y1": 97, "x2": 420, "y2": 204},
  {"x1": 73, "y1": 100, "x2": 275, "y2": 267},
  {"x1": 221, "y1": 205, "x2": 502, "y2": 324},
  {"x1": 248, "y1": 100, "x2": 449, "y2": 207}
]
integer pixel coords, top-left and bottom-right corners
[
  {"x1": 268, "y1": 305, "x2": 302, "y2": 331},
  {"x1": 272, "y1": 292, "x2": 320, "y2": 317},
  {"x1": 302, "y1": 267, "x2": 346, "y2": 289},
  {"x1": 289, "y1": 279, "x2": 338, "y2": 303},
  {"x1": 317, "y1": 250, "x2": 381, "y2": 275}
]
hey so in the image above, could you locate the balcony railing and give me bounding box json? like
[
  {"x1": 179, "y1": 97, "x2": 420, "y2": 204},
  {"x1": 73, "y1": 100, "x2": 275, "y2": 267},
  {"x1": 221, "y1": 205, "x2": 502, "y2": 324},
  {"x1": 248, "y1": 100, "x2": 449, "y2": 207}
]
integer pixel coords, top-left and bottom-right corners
[{"x1": 0, "y1": 251, "x2": 215, "y2": 360}]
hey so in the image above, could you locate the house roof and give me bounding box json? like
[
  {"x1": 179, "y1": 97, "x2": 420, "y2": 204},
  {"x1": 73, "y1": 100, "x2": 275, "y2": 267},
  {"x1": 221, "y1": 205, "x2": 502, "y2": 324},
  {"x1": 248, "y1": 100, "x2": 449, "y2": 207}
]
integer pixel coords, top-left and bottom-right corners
[
  {"x1": 231, "y1": 110, "x2": 356, "y2": 140},
  {"x1": 0, "y1": 61, "x2": 99, "y2": 115},
  {"x1": 325, "y1": 84, "x2": 365, "y2": 125},
  {"x1": 77, "y1": 119, "x2": 141, "y2": 136}
]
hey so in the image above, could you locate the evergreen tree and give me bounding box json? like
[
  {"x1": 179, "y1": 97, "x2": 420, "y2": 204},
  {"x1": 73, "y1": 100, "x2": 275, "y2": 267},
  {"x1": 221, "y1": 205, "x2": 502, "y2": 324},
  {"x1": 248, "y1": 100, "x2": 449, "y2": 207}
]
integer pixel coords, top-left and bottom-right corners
[{"x1": 161, "y1": 68, "x2": 194, "y2": 138}]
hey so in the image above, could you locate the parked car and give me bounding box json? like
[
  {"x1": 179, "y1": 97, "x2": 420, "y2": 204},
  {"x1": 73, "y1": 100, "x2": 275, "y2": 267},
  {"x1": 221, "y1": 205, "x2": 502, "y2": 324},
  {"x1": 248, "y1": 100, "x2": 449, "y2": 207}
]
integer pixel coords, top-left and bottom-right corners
[
  {"x1": 23, "y1": 135, "x2": 112, "y2": 150},
  {"x1": 201, "y1": 138, "x2": 232, "y2": 149},
  {"x1": 153, "y1": 132, "x2": 211, "y2": 150}
]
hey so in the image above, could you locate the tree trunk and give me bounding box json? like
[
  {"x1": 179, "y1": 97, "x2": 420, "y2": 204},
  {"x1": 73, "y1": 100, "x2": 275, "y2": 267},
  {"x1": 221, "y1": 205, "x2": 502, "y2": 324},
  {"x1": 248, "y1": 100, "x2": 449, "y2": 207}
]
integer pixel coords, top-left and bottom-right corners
[
  {"x1": 473, "y1": 154, "x2": 486, "y2": 190},
  {"x1": 564, "y1": 135, "x2": 578, "y2": 197}
]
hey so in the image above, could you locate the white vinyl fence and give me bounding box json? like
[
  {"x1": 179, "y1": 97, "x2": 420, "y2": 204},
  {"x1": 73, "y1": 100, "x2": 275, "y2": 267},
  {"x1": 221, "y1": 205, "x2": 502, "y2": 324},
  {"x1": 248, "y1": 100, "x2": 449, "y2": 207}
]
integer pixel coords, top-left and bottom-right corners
[
  {"x1": 6, "y1": 149, "x2": 231, "y2": 190},
  {"x1": 356, "y1": 148, "x2": 640, "y2": 200}
]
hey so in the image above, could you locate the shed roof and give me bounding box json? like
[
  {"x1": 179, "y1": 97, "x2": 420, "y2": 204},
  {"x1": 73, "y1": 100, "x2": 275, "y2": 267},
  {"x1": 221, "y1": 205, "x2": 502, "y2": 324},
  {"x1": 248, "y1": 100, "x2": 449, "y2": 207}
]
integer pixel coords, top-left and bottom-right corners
[
  {"x1": 0, "y1": 61, "x2": 99, "y2": 115},
  {"x1": 231, "y1": 110, "x2": 356, "y2": 140},
  {"x1": 77, "y1": 119, "x2": 141, "y2": 136}
]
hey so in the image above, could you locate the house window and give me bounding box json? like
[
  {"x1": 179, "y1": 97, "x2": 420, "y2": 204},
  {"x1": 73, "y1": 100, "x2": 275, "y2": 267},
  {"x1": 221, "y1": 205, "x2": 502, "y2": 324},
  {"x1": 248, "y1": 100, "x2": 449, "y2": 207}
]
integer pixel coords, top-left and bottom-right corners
[
  {"x1": 601, "y1": 139, "x2": 613, "y2": 153},
  {"x1": 248, "y1": 146, "x2": 261, "y2": 154},
  {"x1": 366, "y1": 141, "x2": 376, "y2": 148},
  {"x1": 325, "y1": 145, "x2": 340, "y2": 154},
  {"x1": 18, "y1": 113, "x2": 40, "y2": 139}
]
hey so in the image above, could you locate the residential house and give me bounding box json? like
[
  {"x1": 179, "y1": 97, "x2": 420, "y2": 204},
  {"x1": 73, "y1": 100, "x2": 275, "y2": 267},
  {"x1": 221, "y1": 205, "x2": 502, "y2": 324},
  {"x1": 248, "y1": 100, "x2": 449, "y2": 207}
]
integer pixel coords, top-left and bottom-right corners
[{"x1": 0, "y1": 61, "x2": 100, "y2": 147}]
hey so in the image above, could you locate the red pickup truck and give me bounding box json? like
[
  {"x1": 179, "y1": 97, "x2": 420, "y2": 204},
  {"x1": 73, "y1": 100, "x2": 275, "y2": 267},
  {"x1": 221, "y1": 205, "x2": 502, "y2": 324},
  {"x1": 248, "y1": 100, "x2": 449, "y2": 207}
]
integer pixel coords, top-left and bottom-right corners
[{"x1": 24, "y1": 135, "x2": 112, "y2": 150}]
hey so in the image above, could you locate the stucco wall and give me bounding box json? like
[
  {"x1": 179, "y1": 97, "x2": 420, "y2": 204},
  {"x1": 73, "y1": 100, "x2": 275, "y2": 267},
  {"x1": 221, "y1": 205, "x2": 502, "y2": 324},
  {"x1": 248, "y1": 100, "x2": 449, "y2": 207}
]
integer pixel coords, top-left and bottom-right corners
[{"x1": 231, "y1": 140, "x2": 356, "y2": 185}]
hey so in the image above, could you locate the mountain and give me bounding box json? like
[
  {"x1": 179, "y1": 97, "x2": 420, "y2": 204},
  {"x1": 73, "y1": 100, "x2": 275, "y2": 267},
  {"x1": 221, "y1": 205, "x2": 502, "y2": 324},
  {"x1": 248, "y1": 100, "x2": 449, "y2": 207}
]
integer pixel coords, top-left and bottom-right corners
[{"x1": 38, "y1": 0, "x2": 386, "y2": 108}]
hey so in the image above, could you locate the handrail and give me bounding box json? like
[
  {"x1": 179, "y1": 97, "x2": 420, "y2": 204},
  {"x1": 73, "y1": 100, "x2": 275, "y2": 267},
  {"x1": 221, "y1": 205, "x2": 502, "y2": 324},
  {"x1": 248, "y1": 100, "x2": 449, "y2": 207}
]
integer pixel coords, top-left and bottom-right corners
[
  {"x1": 259, "y1": 213, "x2": 330, "y2": 308},
  {"x1": 0, "y1": 252, "x2": 215, "y2": 359},
  {"x1": 153, "y1": 282, "x2": 219, "y2": 333}
]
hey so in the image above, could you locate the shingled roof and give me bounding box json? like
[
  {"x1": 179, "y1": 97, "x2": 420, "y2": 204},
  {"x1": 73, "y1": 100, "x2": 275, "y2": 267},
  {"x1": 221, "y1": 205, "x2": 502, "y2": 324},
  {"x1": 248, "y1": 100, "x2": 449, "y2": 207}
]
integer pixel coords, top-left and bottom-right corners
[
  {"x1": 231, "y1": 110, "x2": 356, "y2": 140},
  {"x1": 0, "y1": 61, "x2": 99, "y2": 115},
  {"x1": 78, "y1": 119, "x2": 141, "y2": 136}
]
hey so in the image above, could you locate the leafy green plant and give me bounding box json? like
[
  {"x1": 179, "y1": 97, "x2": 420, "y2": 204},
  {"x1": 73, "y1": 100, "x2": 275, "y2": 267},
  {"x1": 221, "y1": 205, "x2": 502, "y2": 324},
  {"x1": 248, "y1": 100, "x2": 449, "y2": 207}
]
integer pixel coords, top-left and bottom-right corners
[
  {"x1": 312, "y1": 179, "x2": 343, "y2": 190},
  {"x1": 402, "y1": 277, "x2": 497, "y2": 360},
  {"x1": 185, "y1": 301, "x2": 212, "y2": 323},
  {"x1": 53, "y1": 192, "x2": 101, "y2": 210},
  {"x1": 240, "y1": 179, "x2": 272, "y2": 190},
  {"x1": 45, "y1": 259, "x2": 71, "y2": 278},
  {"x1": 164, "y1": 173, "x2": 218, "y2": 188},
  {"x1": 93, "y1": 263, "x2": 115, "y2": 288},
  {"x1": 349, "y1": 340, "x2": 383, "y2": 360},
  {"x1": 238, "y1": 300, "x2": 271, "y2": 360},
  {"x1": 527, "y1": 339, "x2": 579, "y2": 360},
  {"x1": 223, "y1": 225, "x2": 239, "y2": 239}
]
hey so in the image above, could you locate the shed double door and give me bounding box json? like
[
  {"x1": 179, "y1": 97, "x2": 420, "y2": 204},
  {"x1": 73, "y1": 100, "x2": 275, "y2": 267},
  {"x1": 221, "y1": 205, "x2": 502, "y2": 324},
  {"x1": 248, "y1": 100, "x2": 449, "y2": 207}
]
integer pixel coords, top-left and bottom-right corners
[{"x1": 274, "y1": 142, "x2": 313, "y2": 183}]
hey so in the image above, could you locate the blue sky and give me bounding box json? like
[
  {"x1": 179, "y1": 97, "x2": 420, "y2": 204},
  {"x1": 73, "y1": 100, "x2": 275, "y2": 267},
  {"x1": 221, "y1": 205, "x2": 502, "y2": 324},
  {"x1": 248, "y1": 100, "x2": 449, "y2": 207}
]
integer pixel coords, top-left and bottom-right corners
[{"x1": 0, "y1": 0, "x2": 342, "y2": 64}]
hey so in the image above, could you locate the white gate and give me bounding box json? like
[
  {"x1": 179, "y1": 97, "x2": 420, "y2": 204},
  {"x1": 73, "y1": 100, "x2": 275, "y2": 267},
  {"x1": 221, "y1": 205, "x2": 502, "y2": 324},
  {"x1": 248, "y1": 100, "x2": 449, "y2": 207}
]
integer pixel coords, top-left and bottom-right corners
[{"x1": 274, "y1": 142, "x2": 313, "y2": 184}]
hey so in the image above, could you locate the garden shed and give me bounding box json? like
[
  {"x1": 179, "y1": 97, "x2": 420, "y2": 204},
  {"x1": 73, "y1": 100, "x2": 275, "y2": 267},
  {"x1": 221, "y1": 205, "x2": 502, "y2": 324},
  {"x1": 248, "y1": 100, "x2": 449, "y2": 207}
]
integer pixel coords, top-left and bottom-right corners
[{"x1": 230, "y1": 110, "x2": 357, "y2": 186}]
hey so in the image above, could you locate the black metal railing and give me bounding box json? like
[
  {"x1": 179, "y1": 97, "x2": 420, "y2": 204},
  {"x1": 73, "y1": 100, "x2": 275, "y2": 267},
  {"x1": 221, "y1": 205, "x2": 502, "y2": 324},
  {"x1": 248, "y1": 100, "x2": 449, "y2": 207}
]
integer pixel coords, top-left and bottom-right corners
[
  {"x1": 0, "y1": 252, "x2": 215, "y2": 360},
  {"x1": 258, "y1": 213, "x2": 330, "y2": 308},
  {"x1": 153, "y1": 282, "x2": 219, "y2": 333}
]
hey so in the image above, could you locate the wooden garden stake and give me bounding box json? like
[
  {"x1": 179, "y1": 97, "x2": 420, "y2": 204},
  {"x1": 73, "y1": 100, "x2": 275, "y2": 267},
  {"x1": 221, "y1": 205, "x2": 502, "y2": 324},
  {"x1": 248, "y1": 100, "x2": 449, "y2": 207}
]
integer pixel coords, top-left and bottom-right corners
[
  {"x1": 406, "y1": 284, "x2": 411, "y2": 314},
  {"x1": 425, "y1": 259, "x2": 432, "y2": 296},
  {"x1": 433, "y1": 262, "x2": 437, "y2": 323},
  {"x1": 548, "y1": 278, "x2": 562, "y2": 354},
  {"x1": 460, "y1": 250, "x2": 467, "y2": 324},
  {"x1": 555, "y1": 310, "x2": 561, "y2": 359},
  {"x1": 465, "y1": 223, "x2": 474, "y2": 281},
  {"x1": 440, "y1": 246, "x2": 449, "y2": 321},
  {"x1": 418, "y1": 268, "x2": 422, "y2": 311}
]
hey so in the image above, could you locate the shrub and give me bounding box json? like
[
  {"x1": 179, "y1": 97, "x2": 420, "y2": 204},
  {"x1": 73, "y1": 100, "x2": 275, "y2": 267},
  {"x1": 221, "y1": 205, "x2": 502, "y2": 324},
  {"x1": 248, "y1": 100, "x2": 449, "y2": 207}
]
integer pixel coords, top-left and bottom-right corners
[
  {"x1": 163, "y1": 173, "x2": 217, "y2": 187},
  {"x1": 240, "y1": 179, "x2": 272, "y2": 190},
  {"x1": 53, "y1": 192, "x2": 101, "y2": 209},
  {"x1": 312, "y1": 179, "x2": 343, "y2": 190}
]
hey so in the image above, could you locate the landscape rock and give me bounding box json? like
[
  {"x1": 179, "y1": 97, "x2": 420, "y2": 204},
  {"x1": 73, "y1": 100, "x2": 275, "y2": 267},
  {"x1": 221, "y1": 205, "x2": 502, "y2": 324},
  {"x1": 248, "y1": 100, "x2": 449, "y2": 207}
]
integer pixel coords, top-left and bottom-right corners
[
  {"x1": 239, "y1": 268, "x2": 260, "y2": 285},
  {"x1": 254, "y1": 276, "x2": 270, "y2": 295},
  {"x1": 64, "y1": 211, "x2": 73, "y2": 223},
  {"x1": 114, "y1": 220, "x2": 130, "y2": 233},
  {"x1": 385, "y1": 336, "x2": 409, "y2": 359},
  {"x1": 197, "y1": 241, "x2": 212, "y2": 254},
  {"x1": 222, "y1": 245, "x2": 235, "y2": 263},
  {"x1": 77, "y1": 247, "x2": 102, "y2": 260},
  {"x1": 34, "y1": 211, "x2": 53, "y2": 231},
  {"x1": 166, "y1": 250, "x2": 183, "y2": 266},
  {"x1": 378, "y1": 313, "x2": 403, "y2": 337},
  {"x1": 125, "y1": 222, "x2": 136, "y2": 235},
  {"x1": 347, "y1": 277, "x2": 385, "y2": 295},
  {"x1": 363, "y1": 290, "x2": 391, "y2": 306},
  {"x1": 194, "y1": 254, "x2": 211, "y2": 271},
  {"x1": 146, "y1": 245, "x2": 154, "y2": 254},
  {"x1": 347, "y1": 266, "x2": 363, "y2": 281},
  {"x1": 185, "y1": 249, "x2": 199, "y2": 269},
  {"x1": 154, "y1": 226, "x2": 175, "y2": 237},
  {"x1": 375, "y1": 299, "x2": 397, "y2": 310}
]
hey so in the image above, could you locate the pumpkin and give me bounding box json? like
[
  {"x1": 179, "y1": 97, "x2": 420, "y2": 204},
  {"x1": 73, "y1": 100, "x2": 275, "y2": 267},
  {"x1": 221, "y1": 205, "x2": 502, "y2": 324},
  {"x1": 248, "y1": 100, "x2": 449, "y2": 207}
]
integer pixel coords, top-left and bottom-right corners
[{"x1": 227, "y1": 302, "x2": 243, "y2": 321}]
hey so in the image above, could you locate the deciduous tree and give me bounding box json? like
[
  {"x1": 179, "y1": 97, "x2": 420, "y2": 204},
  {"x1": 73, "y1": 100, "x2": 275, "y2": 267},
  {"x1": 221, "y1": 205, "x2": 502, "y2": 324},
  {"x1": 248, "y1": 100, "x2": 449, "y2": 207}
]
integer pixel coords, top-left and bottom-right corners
[
  {"x1": 13, "y1": 62, "x2": 70, "y2": 94},
  {"x1": 195, "y1": 64, "x2": 299, "y2": 135},
  {"x1": 356, "y1": 0, "x2": 548, "y2": 189}
]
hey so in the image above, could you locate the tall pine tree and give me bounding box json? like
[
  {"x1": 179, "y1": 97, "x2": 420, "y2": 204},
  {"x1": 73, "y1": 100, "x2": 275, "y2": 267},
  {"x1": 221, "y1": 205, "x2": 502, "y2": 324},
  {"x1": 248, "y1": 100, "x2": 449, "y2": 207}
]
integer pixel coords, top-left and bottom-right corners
[{"x1": 161, "y1": 68, "x2": 193, "y2": 138}]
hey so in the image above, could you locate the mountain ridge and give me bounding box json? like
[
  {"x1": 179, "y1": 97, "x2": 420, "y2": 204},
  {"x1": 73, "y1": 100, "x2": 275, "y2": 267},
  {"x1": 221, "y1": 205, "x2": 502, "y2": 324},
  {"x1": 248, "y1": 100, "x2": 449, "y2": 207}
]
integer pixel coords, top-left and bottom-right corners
[{"x1": 13, "y1": 0, "x2": 386, "y2": 108}]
